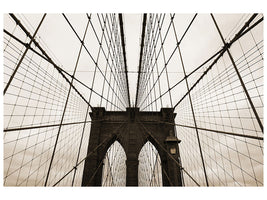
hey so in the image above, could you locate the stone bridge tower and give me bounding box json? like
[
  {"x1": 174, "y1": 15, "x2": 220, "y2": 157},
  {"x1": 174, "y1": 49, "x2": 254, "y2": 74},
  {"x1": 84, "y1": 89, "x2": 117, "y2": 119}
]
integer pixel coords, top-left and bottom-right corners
[{"x1": 81, "y1": 107, "x2": 183, "y2": 186}]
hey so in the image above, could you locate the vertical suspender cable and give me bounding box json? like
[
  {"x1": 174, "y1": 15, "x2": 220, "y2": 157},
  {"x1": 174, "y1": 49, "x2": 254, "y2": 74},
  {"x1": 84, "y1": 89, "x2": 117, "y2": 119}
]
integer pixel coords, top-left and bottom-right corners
[
  {"x1": 210, "y1": 14, "x2": 263, "y2": 133},
  {"x1": 4, "y1": 14, "x2": 46, "y2": 95},
  {"x1": 118, "y1": 14, "x2": 131, "y2": 107},
  {"x1": 135, "y1": 14, "x2": 147, "y2": 107}
]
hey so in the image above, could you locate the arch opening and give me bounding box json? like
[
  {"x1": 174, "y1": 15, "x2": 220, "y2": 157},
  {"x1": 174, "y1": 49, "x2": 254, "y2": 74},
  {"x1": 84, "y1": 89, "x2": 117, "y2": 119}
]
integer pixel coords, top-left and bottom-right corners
[
  {"x1": 101, "y1": 141, "x2": 126, "y2": 186},
  {"x1": 138, "y1": 141, "x2": 163, "y2": 186}
]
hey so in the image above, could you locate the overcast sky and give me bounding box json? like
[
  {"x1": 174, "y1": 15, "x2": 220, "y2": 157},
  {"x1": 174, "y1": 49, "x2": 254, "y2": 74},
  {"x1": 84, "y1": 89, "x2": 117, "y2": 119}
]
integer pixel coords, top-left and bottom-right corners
[
  {"x1": 2, "y1": 11, "x2": 264, "y2": 197},
  {"x1": 1, "y1": 0, "x2": 267, "y2": 198}
]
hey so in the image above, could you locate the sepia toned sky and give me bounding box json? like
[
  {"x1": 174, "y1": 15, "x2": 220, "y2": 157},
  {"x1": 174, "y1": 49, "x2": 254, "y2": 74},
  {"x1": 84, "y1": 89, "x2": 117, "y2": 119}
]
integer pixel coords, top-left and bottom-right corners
[{"x1": 1, "y1": 0, "x2": 266, "y2": 200}]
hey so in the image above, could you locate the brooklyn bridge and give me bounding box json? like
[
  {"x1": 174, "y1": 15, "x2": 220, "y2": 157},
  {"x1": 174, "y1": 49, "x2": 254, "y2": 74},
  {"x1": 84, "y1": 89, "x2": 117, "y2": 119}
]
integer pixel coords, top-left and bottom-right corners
[{"x1": 3, "y1": 13, "x2": 263, "y2": 187}]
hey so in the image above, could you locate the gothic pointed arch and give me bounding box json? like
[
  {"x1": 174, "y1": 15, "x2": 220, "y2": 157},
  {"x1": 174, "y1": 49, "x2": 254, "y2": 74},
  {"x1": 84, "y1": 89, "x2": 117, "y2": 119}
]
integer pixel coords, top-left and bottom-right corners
[
  {"x1": 82, "y1": 107, "x2": 183, "y2": 186},
  {"x1": 102, "y1": 141, "x2": 127, "y2": 186},
  {"x1": 138, "y1": 141, "x2": 163, "y2": 186}
]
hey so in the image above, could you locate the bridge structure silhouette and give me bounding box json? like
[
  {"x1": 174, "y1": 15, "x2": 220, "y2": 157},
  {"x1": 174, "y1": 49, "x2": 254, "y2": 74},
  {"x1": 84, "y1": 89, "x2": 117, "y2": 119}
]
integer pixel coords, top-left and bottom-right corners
[{"x1": 3, "y1": 13, "x2": 263, "y2": 186}]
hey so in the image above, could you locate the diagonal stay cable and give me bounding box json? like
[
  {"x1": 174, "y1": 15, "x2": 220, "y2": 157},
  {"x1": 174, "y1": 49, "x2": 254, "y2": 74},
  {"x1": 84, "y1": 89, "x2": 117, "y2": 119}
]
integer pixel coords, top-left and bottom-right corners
[
  {"x1": 141, "y1": 120, "x2": 263, "y2": 141},
  {"x1": 135, "y1": 13, "x2": 148, "y2": 107},
  {"x1": 118, "y1": 14, "x2": 131, "y2": 107},
  {"x1": 137, "y1": 14, "x2": 166, "y2": 107},
  {"x1": 135, "y1": 14, "x2": 170, "y2": 107},
  {"x1": 85, "y1": 123, "x2": 128, "y2": 186},
  {"x1": 138, "y1": 14, "x2": 165, "y2": 108},
  {"x1": 85, "y1": 14, "x2": 128, "y2": 109},
  {"x1": 91, "y1": 14, "x2": 129, "y2": 106},
  {"x1": 170, "y1": 13, "x2": 209, "y2": 186},
  {"x1": 135, "y1": 13, "x2": 147, "y2": 107},
  {"x1": 173, "y1": 14, "x2": 262, "y2": 110},
  {"x1": 3, "y1": 120, "x2": 95, "y2": 132},
  {"x1": 210, "y1": 13, "x2": 263, "y2": 133},
  {"x1": 4, "y1": 14, "x2": 46, "y2": 95},
  {"x1": 3, "y1": 29, "x2": 123, "y2": 111},
  {"x1": 138, "y1": 14, "x2": 169, "y2": 107},
  {"x1": 62, "y1": 13, "x2": 129, "y2": 107},
  {"x1": 52, "y1": 122, "x2": 127, "y2": 186},
  {"x1": 96, "y1": 14, "x2": 116, "y2": 108},
  {"x1": 44, "y1": 16, "x2": 92, "y2": 186},
  {"x1": 148, "y1": 152, "x2": 165, "y2": 186},
  {"x1": 137, "y1": 14, "x2": 259, "y2": 111},
  {"x1": 94, "y1": 13, "x2": 129, "y2": 108},
  {"x1": 6, "y1": 14, "x2": 94, "y2": 110},
  {"x1": 141, "y1": 48, "x2": 224, "y2": 111},
  {"x1": 137, "y1": 119, "x2": 200, "y2": 186},
  {"x1": 139, "y1": 14, "x2": 198, "y2": 109},
  {"x1": 139, "y1": 14, "x2": 163, "y2": 110},
  {"x1": 62, "y1": 13, "x2": 127, "y2": 109},
  {"x1": 112, "y1": 14, "x2": 131, "y2": 108},
  {"x1": 178, "y1": 13, "x2": 198, "y2": 45},
  {"x1": 162, "y1": 167, "x2": 174, "y2": 186}
]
